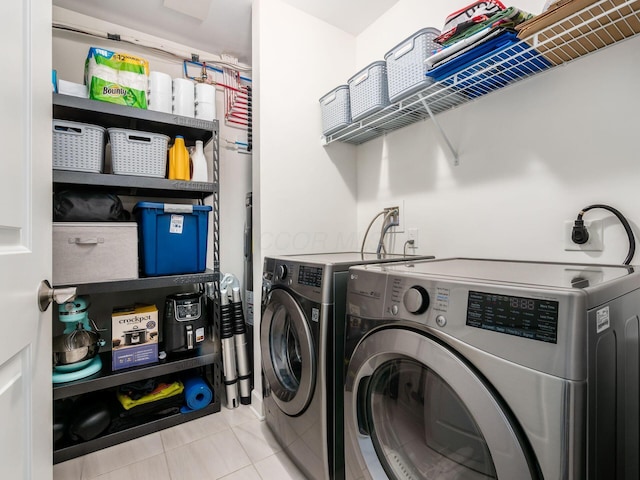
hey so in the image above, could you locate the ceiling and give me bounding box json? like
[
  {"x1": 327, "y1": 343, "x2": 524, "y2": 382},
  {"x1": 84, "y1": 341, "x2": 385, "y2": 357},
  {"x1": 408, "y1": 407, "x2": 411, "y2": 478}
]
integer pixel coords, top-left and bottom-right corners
[{"x1": 52, "y1": 0, "x2": 401, "y2": 66}]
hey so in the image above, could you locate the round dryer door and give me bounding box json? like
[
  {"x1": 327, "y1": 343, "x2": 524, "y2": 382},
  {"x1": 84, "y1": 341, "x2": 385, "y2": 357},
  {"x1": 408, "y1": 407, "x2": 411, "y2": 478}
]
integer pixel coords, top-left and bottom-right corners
[
  {"x1": 344, "y1": 328, "x2": 539, "y2": 480},
  {"x1": 261, "y1": 288, "x2": 316, "y2": 416}
]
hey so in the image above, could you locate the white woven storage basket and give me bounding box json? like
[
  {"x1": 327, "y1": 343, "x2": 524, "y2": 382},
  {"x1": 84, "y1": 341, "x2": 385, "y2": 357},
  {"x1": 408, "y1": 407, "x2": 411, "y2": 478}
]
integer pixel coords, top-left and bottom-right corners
[
  {"x1": 319, "y1": 85, "x2": 351, "y2": 136},
  {"x1": 108, "y1": 128, "x2": 169, "y2": 178},
  {"x1": 348, "y1": 61, "x2": 390, "y2": 122},
  {"x1": 385, "y1": 27, "x2": 441, "y2": 103},
  {"x1": 53, "y1": 120, "x2": 106, "y2": 173}
]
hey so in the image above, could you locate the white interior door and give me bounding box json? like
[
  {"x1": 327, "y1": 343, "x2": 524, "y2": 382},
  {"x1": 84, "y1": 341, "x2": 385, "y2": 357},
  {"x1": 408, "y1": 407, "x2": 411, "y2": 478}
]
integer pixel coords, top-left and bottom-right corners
[{"x1": 0, "y1": 0, "x2": 53, "y2": 478}]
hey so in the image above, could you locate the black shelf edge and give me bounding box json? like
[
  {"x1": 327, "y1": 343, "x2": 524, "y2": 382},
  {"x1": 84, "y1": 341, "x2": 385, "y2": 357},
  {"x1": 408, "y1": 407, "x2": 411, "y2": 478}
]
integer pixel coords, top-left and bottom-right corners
[
  {"x1": 53, "y1": 93, "x2": 219, "y2": 144},
  {"x1": 53, "y1": 170, "x2": 218, "y2": 199},
  {"x1": 53, "y1": 269, "x2": 217, "y2": 294},
  {"x1": 53, "y1": 401, "x2": 221, "y2": 464},
  {"x1": 53, "y1": 342, "x2": 220, "y2": 400}
]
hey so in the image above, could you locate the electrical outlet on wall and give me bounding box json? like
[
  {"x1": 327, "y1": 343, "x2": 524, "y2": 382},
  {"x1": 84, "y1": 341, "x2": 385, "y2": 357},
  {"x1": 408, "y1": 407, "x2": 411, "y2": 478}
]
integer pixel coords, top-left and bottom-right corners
[
  {"x1": 564, "y1": 219, "x2": 604, "y2": 251},
  {"x1": 407, "y1": 228, "x2": 419, "y2": 248}
]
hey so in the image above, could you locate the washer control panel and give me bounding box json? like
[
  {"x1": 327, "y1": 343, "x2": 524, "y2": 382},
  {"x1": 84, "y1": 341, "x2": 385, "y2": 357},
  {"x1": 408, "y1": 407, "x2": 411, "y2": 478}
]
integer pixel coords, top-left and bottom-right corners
[
  {"x1": 263, "y1": 257, "x2": 326, "y2": 303},
  {"x1": 466, "y1": 290, "x2": 559, "y2": 344},
  {"x1": 298, "y1": 265, "x2": 323, "y2": 288},
  {"x1": 383, "y1": 274, "x2": 561, "y2": 344}
]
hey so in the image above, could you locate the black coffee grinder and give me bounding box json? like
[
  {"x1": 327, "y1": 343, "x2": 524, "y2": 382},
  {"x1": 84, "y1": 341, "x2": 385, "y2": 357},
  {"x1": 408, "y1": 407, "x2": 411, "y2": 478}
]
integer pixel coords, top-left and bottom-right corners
[{"x1": 164, "y1": 292, "x2": 206, "y2": 354}]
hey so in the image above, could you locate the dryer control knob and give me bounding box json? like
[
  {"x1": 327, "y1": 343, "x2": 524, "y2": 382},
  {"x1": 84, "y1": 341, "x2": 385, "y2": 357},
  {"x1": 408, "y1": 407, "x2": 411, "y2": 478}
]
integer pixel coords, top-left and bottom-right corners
[
  {"x1": 403, "y1": 286, "x2": 430, "y2": 314},
  {"x1": 277, "y1": 264, "x2": 288, "y2": 280}
]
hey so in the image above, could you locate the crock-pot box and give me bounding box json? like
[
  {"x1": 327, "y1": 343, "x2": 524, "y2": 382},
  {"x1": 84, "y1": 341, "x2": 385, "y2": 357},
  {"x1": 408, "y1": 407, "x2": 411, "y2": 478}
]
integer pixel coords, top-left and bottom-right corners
[
  {"x1": 52, "y1": 222, "x2": 138, "y2": 285},
  {"x1": 112, "y1": 304, "x2": 158, "y2": 371}
]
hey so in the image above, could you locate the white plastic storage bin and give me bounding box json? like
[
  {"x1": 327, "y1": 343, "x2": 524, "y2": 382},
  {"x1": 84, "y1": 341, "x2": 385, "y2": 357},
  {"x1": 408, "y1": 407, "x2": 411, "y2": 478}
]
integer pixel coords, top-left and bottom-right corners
[
  {"x1": 348, "y1": 61, "x2": 390, "y2": 122},
  {"x1": 108, "y1": 128, "x2": 169, "y2": 178},
  {"x1": 53, "y1": 222, "x2": 139, "y2": 285},
  {"x1": 385, "y1": 27, "x2": 441, "y2": 103},
  {"x1": 319, "y1": 85, "x2": 351, "y2": 136},
  {"x1": 53, "y1": 120, "x2": 106, "y2": 173}
]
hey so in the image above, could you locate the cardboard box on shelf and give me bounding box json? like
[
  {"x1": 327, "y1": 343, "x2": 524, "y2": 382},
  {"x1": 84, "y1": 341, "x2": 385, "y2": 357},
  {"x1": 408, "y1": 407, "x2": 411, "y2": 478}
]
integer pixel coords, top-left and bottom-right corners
[
  {"x1": 516, "y1": 0, "x2": 640, "y2": 64},
  {"x1": 112, "y1": 304, "x2": 159, "y2": 371}
]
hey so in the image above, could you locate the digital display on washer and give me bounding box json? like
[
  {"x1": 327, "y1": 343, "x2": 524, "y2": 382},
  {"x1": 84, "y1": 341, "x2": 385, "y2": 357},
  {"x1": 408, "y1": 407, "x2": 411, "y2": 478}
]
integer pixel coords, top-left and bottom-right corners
[
  {"x1": 466, "y1": 291, "x2": 559, "y2": 343},
  {"x1": 298, "y1": 266, "x2": 323, "y2": 288}
]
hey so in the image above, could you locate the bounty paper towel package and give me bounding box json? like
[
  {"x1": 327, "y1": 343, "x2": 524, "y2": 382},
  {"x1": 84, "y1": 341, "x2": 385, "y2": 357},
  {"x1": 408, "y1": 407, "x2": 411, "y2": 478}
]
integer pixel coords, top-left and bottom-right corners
[{"x1": 85, "y1": 47, "x2": 149, "y2": 109}]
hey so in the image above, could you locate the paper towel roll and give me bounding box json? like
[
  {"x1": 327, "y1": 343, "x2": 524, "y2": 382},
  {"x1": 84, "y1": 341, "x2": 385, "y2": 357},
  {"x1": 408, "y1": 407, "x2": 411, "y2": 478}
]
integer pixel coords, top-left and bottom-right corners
[
  {"x1": 172, "y1": 78, "x2": 195, "y2": 118},
  {"x1": 148, "y1": 72, "x2": 173, "y2": 114},
  {"x1": 150, "y1": 71, "x2": 172, "y2": 93},
  {"x1": 195, "y1": 83, "x2": 215, "y2": 104},
  {"x1": 195, "y1": 102, "x2": 216, "y2": 121},
  {"x1": 147, "y1": 72, "x2": 173, "y2": 113},
  {"x1": 180, "y1": 376, "x2": 213, "y2": 413}
]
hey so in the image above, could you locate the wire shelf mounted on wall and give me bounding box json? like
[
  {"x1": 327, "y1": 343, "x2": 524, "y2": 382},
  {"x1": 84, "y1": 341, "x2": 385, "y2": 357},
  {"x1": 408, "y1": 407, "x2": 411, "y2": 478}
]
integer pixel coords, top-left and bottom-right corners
[{"x1": 321, "y1": 0, "x2": 640, "y2": 164}]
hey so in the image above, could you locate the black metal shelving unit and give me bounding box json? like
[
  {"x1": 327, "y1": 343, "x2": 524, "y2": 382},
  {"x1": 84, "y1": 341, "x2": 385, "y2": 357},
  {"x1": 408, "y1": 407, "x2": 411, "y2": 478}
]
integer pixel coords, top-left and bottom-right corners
[
  {"x1": 54, "y1": 400, "x2": 218, "y2": 463},
  {"x1": 53, "y1": 93, "x2": 216, "y2": 145},
  {"x1": 52, "y1": 170, "x2": 217, "y2": 199},
  {"x1": 55, "y1": 270, "x2": 217, "y2": 295},
  {"x1": 52, "y1": 94, "x2": 222, "y2": 464},
  {"x1": 53, "y1": 341, "x2": 219, "y2": 401}
]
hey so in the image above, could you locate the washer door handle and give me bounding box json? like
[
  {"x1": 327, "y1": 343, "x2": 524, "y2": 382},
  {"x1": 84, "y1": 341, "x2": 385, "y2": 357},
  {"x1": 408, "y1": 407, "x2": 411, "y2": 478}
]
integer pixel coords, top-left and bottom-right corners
[{"x1": 356, "y1": 376, "x2": 371, "y2": 436}]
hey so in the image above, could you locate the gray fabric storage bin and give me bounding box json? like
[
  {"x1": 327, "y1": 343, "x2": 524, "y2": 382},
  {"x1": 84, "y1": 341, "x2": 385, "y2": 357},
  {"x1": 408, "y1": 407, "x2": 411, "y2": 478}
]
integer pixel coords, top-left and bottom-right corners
[{"x1": 53, "y1": 222, "x2": 139, "y2": 285}]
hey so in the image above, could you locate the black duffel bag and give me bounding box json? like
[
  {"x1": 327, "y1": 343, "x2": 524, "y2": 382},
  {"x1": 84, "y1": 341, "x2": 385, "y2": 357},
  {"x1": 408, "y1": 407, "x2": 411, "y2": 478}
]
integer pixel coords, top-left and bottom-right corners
[{"x1": 54, "y1": 190, "x2": 131, "y2": 222}]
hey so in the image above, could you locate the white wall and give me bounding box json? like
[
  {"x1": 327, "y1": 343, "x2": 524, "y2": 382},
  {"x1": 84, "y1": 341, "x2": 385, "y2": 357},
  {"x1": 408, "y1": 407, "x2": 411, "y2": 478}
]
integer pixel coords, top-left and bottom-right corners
[
  {"x1": 355, "y1": 0, "x2": 640, "y2": 265},
  {"x1": 52, "y1": 7, "x2": 252, "y2": 285},
  {"x1": 252, "y1": 0, "x2": 358, "y2": 410},
  {"x1": 253, "y1": 0, "x2": 358, "y2": 259}
]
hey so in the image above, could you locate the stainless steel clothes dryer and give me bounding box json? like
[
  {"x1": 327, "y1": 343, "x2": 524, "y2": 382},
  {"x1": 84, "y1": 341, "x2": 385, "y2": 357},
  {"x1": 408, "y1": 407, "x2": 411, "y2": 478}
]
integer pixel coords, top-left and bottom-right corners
[
  {"x1": 261, "y1": 252, "x2": 434, "y2": 480},
  {"x1": 344, "y1": 258, "x2": 640, "y2": 480}
]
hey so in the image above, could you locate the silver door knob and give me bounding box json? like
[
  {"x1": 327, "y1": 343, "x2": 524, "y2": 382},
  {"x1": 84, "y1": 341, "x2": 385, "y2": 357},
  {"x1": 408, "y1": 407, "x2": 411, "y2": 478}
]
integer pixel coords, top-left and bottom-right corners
[{"x1": 38, "y1": 280, "x2": 77, "y2": 312}]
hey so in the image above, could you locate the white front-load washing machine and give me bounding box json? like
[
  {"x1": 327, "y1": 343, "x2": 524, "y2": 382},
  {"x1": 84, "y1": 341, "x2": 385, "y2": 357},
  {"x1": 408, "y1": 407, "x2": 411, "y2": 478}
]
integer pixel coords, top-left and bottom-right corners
[
  {"x1": 261, "y1": 252, "x2": 433, "y2": 480},
  {"x1": 344, "y1": 258, "x2": 640, "y2": 479}
]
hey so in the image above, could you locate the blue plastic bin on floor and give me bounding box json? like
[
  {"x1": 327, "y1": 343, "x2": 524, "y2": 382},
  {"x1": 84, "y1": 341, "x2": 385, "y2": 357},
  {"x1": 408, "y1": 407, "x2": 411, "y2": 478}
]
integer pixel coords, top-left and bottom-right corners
[{"x1": 134, "y1": 202, "x2": 212, "y2": 276}]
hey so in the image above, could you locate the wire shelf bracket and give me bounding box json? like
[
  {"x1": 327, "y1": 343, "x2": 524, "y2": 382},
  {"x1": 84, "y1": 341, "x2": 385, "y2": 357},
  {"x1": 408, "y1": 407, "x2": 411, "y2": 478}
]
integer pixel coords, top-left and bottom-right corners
[{"x1": 418, "y1": 93, "x2": 459, "y2": 166}]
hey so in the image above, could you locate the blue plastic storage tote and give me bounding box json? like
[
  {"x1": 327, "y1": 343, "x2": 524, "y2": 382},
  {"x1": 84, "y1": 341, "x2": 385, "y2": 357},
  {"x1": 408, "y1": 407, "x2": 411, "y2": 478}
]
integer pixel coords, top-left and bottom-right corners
[{"x1": 133, "y1": 202, "x2": 212, "y2": 276}]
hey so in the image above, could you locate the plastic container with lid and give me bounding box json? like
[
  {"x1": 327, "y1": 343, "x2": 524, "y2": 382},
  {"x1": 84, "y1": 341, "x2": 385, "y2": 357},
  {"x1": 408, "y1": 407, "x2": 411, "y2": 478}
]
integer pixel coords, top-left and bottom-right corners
[
  {"x1": 133, "y1": 202, "x2": 212, "y2": 276},
  {"x1": 190, "y1": 140, "x2": 208, "y2": 182}
]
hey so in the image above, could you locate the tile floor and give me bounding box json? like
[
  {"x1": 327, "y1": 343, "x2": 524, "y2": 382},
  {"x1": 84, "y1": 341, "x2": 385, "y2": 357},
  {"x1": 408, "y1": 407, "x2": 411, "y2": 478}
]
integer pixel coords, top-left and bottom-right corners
[{"x1": 53, "y1": 404, "x2": 306, "y2": 480}]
